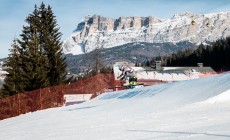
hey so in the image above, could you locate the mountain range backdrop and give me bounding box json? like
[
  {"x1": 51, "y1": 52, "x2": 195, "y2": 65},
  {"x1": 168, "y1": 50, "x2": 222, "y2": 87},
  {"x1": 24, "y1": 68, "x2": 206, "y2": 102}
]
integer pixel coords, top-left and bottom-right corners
[{"x1": 62, "y1": 12, "x2": 230, "y2": 73}]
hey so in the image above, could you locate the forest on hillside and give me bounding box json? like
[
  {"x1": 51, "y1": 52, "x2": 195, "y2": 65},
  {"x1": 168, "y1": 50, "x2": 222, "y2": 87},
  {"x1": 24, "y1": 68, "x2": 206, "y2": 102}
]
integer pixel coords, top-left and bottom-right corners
[{"x1": 161, "y1": 37, "x2": 230, "y2": 71}]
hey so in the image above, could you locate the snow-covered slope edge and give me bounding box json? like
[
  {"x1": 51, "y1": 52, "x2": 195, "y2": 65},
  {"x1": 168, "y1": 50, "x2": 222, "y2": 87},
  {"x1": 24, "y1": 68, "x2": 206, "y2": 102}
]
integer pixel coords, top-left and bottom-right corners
[
  {"x1": 1, "y1": 72, "x2": 230, "y2": 139},
  {"x1": 63, "y1": 11, "x2": 230, "y2": 55},
  {"x1": 0, "y1": 60, "x2": 7, "y2": 88}
]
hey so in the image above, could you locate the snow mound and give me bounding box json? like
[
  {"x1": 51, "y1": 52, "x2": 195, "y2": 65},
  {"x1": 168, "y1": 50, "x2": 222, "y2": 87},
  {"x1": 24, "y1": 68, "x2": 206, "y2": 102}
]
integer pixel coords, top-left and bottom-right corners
[
  {"x1": 203, "y1": 89, "x2": 230, "y2": 103},
  {"x1": 96, "y1": 72, "x2": 230, "y2": 109}
]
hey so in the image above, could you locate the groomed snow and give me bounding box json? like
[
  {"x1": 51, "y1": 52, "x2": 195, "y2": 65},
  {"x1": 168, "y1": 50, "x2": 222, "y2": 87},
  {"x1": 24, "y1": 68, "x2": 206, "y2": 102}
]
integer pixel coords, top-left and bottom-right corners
[{"x1": 1, "y1": 72, "x2": 230, "y2": 140}]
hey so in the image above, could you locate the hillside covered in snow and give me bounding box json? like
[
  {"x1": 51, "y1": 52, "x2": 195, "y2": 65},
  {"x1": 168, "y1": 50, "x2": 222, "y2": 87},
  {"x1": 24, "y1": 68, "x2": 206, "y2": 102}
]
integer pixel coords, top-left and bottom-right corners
[
  {"x1": 1, "y1": 72, "x2": 230, "y2": 139},
  {"x1": 0, "y1": 60, "x2": 7, "y2": 88},
  {"x1": 63, "y1": 12, "x2": 230, "y2": 55}
]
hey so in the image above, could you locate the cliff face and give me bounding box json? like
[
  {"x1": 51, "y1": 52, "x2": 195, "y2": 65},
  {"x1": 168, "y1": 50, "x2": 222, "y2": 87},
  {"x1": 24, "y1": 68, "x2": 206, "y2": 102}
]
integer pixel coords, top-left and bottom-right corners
[
  {"x1": 73, "y1": 15, "x2": 161, "y2": 40},
  {"x1": 63, "y1": 12, "x2": 230, "y2": 55}
]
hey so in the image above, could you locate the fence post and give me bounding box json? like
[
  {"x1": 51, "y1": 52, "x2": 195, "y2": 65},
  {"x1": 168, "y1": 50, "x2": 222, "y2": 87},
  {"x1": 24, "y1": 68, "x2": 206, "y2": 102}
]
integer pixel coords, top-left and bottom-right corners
[
  {"x1": 62, "y1": 89, "x2": 65, "y2": 106},
  {"x1": 17, "y1": 94, "x2": 20, "y2": 115},
  {"x1": 40, "y1": 89, "x2": 42, "y2": 110}
]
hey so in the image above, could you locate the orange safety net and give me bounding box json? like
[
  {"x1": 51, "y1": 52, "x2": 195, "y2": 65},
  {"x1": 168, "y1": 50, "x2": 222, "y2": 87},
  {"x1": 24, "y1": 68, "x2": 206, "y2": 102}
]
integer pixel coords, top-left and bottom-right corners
[{"x1": 0, "y1": 74, "x2": 115, "y2": 120}]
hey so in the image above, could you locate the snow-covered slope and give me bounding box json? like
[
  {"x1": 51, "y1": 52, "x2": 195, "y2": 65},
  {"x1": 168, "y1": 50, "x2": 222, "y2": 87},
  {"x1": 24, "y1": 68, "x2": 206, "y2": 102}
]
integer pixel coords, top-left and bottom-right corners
[
  {"x1": 63, "y1": 12, "x2": 230, "y2": 55},
  {"x1": 0, "y1": 61, "x2": 7, "y2": 87},
  {"x1": 1, "y1": 72, "x2": 230, "y2": 139}
]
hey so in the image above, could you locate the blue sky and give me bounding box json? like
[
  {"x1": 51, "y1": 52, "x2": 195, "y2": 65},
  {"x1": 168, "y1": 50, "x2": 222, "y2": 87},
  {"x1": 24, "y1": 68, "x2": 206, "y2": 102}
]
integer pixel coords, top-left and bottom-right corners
[{"x1": 1, "y1": 0, "x2": 230, "y2": 58}]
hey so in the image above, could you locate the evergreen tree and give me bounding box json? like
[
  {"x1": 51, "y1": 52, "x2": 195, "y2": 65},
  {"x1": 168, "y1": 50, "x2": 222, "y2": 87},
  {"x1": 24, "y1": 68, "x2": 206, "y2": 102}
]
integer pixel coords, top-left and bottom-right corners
[
  {"x1": 1, "y1": 40, "x2": 26, "y2": 97},
  {"x1": 1, "y1": 3, "x2": 67, "y2": 97},
  {"x1": 16, "y1": 5, "x2": 50, "y2": 91},
  {"x1": 146, "y1": 59, "x2": 150, "y2": 67},
  {"x1": 39, "y1": 3, "x2": 67, "y2": 85},
  {"x1": 165, "y1": 37, "x2": 230, "y2": 71}
]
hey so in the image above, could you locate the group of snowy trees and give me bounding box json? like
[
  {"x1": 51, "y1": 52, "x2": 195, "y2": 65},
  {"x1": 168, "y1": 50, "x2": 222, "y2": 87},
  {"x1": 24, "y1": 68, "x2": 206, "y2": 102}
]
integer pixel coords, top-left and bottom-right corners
[{"x1": 0, "y1": 3, "x2": 67, "y2": 98}]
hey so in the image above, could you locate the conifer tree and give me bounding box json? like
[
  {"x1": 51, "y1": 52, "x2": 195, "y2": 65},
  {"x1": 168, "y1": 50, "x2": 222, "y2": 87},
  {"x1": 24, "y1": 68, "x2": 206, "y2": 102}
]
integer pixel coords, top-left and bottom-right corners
[
  {"x1": 16, "y1": 5, "x2": 50, "y2": 91},
  {"x1": 39, "y1": 3, "x2": 67, "y2": 85},
  {"x1": 1, "y1": 3, "x2": 67, "y2": 97},
  {"x1": 165, "y1": 37, "x2": 230, "y2": 71},
  {"x1": 1, "y1": 40, "x2": 26, "y2": 97}
]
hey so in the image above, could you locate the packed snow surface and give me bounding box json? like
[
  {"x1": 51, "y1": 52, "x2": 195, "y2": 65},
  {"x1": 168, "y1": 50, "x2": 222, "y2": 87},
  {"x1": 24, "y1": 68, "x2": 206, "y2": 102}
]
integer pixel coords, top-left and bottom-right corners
[{"x1": 1, "y1": 72, "x2": 230, "y2": 140}]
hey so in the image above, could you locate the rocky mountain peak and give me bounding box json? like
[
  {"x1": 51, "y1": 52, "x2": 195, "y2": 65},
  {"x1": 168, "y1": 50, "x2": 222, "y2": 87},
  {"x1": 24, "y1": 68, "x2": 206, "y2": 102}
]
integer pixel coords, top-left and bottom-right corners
[{"x1": 63, "y1": 12, "x2": 230, "y2": 55}]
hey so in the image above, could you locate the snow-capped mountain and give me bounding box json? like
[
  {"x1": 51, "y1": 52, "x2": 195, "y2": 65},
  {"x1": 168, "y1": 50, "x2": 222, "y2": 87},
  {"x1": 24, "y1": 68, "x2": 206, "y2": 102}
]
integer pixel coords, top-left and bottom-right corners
[{"x1": 63, "y1": 11, "x2": 230, "y2": 55}]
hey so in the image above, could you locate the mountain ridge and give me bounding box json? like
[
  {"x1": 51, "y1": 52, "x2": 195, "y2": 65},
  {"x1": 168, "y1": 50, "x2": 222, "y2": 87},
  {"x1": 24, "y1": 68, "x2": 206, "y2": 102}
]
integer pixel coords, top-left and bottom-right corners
[{"x1": 63, "y1": 11, "x2": 230, "y2": 55}]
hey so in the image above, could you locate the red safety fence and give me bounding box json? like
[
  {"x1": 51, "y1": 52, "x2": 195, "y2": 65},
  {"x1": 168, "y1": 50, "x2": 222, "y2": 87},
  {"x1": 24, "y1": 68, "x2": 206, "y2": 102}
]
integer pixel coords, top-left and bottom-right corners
[
  {"x1": 0, "y1": 71, "x2": 226, "y2": 120},
  {"x1": 0, "y1": 74, "x2": 115, "y2": 120}
]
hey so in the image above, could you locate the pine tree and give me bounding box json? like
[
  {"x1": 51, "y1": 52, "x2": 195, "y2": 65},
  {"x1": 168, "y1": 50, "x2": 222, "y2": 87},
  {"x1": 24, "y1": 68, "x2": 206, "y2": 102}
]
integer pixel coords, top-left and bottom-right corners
[
  {"x1": 0, "y1": 40, "x2": 26, "y2": 97},
  {"x1": 1, "y1": 3, "x2": 67, "y2": 97},
  {"x1": 165, "y1": 37, "x2": 230, "y2": 71},
  {"x1": 39, "y1": 3, "x2": 67, "y2": 85},
  {"x1": 16, "y1": 5, "x2": 50, "y2": 91}
]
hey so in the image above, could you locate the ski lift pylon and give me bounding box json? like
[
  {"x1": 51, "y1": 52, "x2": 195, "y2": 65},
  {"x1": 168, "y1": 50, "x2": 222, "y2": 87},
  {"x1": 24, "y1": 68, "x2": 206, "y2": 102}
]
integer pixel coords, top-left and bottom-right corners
[
  {"x1": 191, "y1": 20, "x2": 195, "y2": 25},
  {"x1": 206, "y1": 22, "x2": 210, "y2": 27}
]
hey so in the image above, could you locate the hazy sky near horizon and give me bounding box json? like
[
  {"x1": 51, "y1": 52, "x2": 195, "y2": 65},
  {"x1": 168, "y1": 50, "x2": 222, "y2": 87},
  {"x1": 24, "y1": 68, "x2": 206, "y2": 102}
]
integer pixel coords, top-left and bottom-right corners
[{"x1": 1, "y1": 0, "x2": 230, "y2": 58}]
